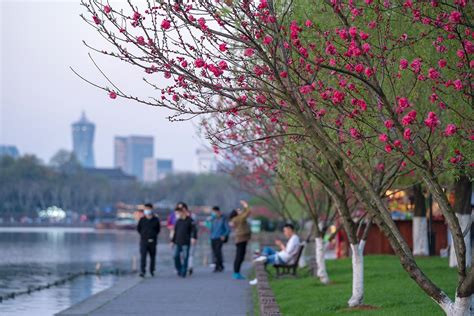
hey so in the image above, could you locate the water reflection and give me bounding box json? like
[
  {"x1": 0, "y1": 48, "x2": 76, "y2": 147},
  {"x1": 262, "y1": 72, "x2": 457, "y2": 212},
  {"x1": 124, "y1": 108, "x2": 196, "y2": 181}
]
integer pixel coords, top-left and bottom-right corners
[{"x1": 0, "y1": 275, "x2": 116, "y2": 316}]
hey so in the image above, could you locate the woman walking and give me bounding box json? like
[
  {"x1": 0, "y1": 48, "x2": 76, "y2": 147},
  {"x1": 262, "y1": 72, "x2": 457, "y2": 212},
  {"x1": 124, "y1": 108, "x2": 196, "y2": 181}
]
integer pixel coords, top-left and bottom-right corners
[{"x1": 229, "y1": 200, "x2": 251, "y2": 280}]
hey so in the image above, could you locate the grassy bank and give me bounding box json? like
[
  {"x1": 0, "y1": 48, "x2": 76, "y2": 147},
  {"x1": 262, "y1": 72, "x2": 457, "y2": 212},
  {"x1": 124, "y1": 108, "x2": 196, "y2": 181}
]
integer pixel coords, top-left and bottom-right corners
[{"x1": 269, "y1": 255, "x2": 456, "y2": 315}]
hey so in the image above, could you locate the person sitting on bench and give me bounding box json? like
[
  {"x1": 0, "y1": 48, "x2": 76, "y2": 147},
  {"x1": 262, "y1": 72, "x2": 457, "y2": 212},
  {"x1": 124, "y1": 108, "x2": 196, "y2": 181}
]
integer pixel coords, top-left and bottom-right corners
[{"x1": 254, "y1": 223, "x2": 301, "y2": 265}]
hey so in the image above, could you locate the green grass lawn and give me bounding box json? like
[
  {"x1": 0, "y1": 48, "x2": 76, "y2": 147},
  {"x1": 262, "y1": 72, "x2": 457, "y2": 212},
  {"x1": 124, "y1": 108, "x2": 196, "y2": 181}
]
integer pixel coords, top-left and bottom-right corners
[{"x1": 269, "y1": 255, "x2": 456, "y2": 315}]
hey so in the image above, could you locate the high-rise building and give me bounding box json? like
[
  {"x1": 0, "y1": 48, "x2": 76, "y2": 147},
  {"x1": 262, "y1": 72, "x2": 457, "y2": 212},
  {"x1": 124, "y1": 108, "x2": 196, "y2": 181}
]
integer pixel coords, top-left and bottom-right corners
[
  {"x1": 157, "y1": 159, "x2": 173, "y2": 178},
  {"x1": 72, "y1": 112, "x2": 95, "y2": 167},
  {"x1": 114, "y1": 137, "x2": 128, "y2": 172},
  {"x1": 143, "y1": 158, "x2": 174, "y2": 182},
  {"x1": 196, "y1": 147, "x2": 218, "y2": 173},
  {"x1": 0, "y1": 145, "x2": 19, "y2": 159},
  {"x1": 113, "y1": 135, "x2": 154, "y2": 180}
]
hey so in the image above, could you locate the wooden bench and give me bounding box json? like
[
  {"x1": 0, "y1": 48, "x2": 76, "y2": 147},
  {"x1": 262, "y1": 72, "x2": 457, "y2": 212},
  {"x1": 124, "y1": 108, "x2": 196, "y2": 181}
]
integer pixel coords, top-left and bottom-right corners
[{"x1": 270, "y1": 243, "x2": 305, "y2": 277}]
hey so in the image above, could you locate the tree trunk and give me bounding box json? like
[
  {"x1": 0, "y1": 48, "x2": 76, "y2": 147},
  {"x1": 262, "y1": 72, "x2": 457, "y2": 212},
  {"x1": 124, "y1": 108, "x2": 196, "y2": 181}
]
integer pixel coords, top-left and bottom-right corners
[
  {"x1": 413, "y1": 184, "x2": 429, "y2": 256},
  {"x1": 440, "y1": 294, "x2": 472, "y2": 316},
  {"x1": 348, "y1": 241, "x2": 365, "y2": 307},
  {"x1": 450, "y1": 175, "x2": 472, "y2": 269},
  {"x1": 315, "y1": 237, "x2": 329, "y2": 284}
]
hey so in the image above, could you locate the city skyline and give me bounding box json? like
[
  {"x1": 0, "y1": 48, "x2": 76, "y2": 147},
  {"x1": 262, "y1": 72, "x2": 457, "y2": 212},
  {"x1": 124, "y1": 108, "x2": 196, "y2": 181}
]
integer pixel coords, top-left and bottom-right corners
[{"x1": 0, "y1": 1, "x2": 203, "y2": 172}]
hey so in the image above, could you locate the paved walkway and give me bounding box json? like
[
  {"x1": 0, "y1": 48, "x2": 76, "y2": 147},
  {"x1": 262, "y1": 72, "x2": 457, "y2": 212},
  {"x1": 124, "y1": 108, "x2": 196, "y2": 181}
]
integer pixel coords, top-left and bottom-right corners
[{"x1": 57, "y1": 266, "x2": 252, "y2": 316}]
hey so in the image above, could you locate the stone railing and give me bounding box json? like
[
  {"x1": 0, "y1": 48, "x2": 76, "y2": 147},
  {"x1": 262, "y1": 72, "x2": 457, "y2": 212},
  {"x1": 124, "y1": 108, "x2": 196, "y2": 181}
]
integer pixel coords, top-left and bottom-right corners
[{"x1": 254, "y1": 262, "x2": 282, "y2": 316}]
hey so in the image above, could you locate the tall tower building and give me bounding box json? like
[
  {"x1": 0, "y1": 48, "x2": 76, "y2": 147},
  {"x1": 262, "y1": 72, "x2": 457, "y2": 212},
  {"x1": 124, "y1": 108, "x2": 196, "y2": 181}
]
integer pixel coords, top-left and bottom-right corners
[
  {"x1": 113, "y1": 135, "x2": 154, "y2": 180},
  {"x1": 72, "y1": 112, "x2": 95, "y2": 167}
]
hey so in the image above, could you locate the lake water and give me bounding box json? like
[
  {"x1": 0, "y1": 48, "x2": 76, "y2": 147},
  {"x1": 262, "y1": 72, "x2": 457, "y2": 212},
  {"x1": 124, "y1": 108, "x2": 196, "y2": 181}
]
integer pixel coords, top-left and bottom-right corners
[{"x1": 0, "y1": 227, "x2": 250, "y2": 316}]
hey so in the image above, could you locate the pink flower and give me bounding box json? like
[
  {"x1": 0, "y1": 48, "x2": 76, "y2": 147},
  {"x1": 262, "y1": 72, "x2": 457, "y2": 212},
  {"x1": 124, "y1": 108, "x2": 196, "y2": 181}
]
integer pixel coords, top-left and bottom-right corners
[
  {"x1": 385, "y1": 145, "x2": 393, "y2": 153},
  {"x1": 393, "y1": 140, "x2": 402, "y2": 148},
  {"x1": 379, "y1": 133, "x2": 389, "y2": 142},
  {"x1": 280, "y1": 71, "x2": 288, "y2": 78},
  {"x1": 402, "y1": 110, "x2": 417, "y2": 126},
  {"x1": 364, "y1": 67, "x2": 374, "y2": 77},
  {"x1": 104, "y1": 5, "x2": 111, "y2": 14},
  {"x1": 424, "y1": 111, "x2": 440, "y2": 129},
  {"x1": 325, "y1": 43, "x2": 337, "y2": 55},
  {"x1": 399, "y1": 59, "x2": 408, "y2": 70},
  {"x1": 172, "y1": 94, "x2": 179, "y2": 102},
  {"x1": 403, "y1": 128, "x2": 411, "y2": 140},
  {"x1": 355, "y1": 64, "x2": 365, "y2": 73},
  {"x1": 93, "y1": 16, "x2": 101, "y2": 25},
  {"x1": 445, "y1": 124, "x2": 457, "y2": 136},
  {"x1": 109, "y1": 91, "x2": 117, "y2": 99},
  {"x1": 263, "y1": 35, "x2": 273, "y2": 45},
  {"x1": 305, "y1": 20, "x2": 313, "y2": 27},
  {"x1": 332, "y1": 90, "x2": 345, "y2": 105},
  {"x1": 384, "y1": 120, "x2": 394, "y2": 129},
  {"x1": 349, "y1": 26, "x2": 358, "y2": 37},
  {"x1": 219, "y1": 43, "x2": 228, "y2": 52},
  {"x1": 449, "y1": 11, "x2": 462, "y2": 23},
  {"x1": 359, "y1": 32, "x2": 369, "y2": 40},
  {"x1": 256, "y1": 95, "x2": 267, "y2": 104},
  {"x1": 218, "y1": 60, "x2": 228, "y2": 70},
  {"x1": 244, "y1": 48, "x2": 255, "y2": 57},
  {"x1": 453, "y1": 79, "x2": 463, "y2": 90},
  {"x1": 428, "y1": 68, "x2": 440, "y2": 80},
  {"x1": 194, "y1": 58, "x2": 205, "y2": 68},
  {"x1": 137, "y1": 36, "x2": 146, "y2": 45},
  {"x1": 299, "y1": 85, "x2": 313, "y2": 95},
  {"x1": 253, "y1": 65, "x2": 264, "y2": 76},
  {"x1": 410, "y1": 58, "x2": 422, "y2": 73},
  {"x1": 161, "y1": 19, "x2": 171, "y2": 30},
  {"x1": 181, "y1": 60, "x2": 188, "y2": 68},
  {"x1": 362, "y1": 43, "x2": 371, "y2": 53},
  {"x1": 350, "y1": 128, "x2": 361, "y2": 139},
  {"x1": 398, "y1": 97, "x2": 410, "y2": 111},
  {"x1": 438, "y1": 59, "x2": 447, "y2": 68},
  {"x1": 356, "y1": 99, "x2": 367, "y2": 111}
]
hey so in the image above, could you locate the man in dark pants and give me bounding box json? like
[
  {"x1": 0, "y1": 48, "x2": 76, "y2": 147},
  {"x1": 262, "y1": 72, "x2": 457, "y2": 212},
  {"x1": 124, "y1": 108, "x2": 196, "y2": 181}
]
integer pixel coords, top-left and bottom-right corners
[
  {"x1": 172, "y1": 206, "x2": 196, "y2": 278},
  {"x1": 137, "y1": 203, "x2": 161, "y2": 277},
  {"x1": 210, "y1": 206, "x2": 230, "y2": 272}
]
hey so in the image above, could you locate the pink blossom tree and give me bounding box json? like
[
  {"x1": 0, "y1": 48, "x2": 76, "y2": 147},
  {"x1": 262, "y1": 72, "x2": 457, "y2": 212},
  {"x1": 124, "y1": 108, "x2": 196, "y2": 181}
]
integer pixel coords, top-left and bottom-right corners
[{"x1": 79, "y1": 0, "x2": 473, "y2": 313}]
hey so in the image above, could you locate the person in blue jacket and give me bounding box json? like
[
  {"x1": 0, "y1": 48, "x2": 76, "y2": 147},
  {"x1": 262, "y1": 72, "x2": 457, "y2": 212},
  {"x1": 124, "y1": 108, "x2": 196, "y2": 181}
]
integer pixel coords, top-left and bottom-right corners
[{"x1": 210, "y1": 206, "x2": 230, "y2": 272}]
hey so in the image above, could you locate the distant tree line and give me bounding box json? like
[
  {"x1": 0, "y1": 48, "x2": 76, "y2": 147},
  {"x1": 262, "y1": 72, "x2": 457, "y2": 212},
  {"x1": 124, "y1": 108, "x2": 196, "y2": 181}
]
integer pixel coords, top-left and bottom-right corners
[{"x1": 0, "y1": 151, "x2": 249, "y2": 217}]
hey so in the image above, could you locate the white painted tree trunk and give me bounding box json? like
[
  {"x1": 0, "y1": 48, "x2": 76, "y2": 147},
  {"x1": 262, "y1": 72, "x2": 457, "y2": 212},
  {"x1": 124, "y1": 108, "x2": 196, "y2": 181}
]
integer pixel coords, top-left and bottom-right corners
[
  {"x1": 440, "y1": 294, "x2": 471, "y2": 316},
  {"x1": 315, "y1": 237, "x2": 329, "y2": 284},
  {"x1": 413, "y1": 216, "x2": 429, "y2": 256},
  {"x1": 449, "y1": 214, "x2": 472, "y2": 268},
  {"x1": 348, "y1": 241, "x2": 365, "y2": 307},
  {"x1": 299, "y1": 247, "x2": 307, "y2": 268}
]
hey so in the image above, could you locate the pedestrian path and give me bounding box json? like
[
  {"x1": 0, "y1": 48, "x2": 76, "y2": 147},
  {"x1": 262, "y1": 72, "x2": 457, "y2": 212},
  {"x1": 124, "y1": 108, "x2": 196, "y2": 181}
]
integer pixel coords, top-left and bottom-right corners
[{"x1": 57, "y1": 265, "x2": 252, "y2": 316}]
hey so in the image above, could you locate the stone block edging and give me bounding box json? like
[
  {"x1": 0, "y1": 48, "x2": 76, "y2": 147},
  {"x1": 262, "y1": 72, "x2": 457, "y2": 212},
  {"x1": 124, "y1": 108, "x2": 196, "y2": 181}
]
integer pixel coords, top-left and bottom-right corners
[{"x1": 254, "y1": 262, "x2": 282, "y2": 316}]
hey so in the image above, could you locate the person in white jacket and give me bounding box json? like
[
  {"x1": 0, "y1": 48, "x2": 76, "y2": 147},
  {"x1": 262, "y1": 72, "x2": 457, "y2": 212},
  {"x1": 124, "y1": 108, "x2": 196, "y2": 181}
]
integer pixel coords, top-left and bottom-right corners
[{"x1": 254, "y1": 223, "x2": 300, "y2": 265}]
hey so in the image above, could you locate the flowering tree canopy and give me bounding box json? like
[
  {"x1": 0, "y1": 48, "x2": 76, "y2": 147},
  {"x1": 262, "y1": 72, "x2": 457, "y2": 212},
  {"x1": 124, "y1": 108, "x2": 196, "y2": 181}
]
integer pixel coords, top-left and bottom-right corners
[{"x1": 80, "y1": 0, "x2": 473, "y2": 314}]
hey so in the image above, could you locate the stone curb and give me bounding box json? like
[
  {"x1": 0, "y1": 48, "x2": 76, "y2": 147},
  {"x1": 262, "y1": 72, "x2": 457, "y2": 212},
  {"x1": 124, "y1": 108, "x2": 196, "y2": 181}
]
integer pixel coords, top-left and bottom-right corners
[{"x1": 253, "y1": 262, "x2": 282, "y2": 316}]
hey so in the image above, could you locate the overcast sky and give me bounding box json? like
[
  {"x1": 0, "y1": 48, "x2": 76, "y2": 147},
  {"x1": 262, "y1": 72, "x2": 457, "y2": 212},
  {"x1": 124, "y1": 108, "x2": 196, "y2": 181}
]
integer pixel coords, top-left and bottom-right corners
[{"x1": 0, "y1": 0, "x2": 204, "y2": 172}]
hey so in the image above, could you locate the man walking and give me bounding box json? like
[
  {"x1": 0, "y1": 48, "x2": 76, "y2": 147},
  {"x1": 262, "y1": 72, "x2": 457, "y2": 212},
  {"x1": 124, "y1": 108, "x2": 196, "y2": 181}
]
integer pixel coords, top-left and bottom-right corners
[
  {"x1": 172, "y1": 206, "x2": 196, "y2": 278},
  {"x1": 210, "y1": 206, "x2": 230, "y2": 272},
  {"x1": 176, "y1": 202, "x2": 198, "y2": 276},
  {"x1": 137, "y1": 203, "x2": 161, "y2": 277}
]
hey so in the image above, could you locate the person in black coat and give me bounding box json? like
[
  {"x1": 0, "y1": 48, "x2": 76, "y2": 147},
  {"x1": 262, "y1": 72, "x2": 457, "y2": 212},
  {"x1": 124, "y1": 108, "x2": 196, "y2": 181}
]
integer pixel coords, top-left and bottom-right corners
[
  {"x1": 171, "y1": 206, "x2": 196, "y2": 278},
  {"x1": 137, "y1": 203, "x2": 161, "y2": 277}
]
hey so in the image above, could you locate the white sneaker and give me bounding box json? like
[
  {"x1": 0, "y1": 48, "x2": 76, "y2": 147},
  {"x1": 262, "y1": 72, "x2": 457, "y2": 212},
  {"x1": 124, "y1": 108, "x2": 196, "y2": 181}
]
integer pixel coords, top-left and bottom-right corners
[
  {"x1": 253, "y1": 256, "x2": 267, "y2": 263},
  {"x1": 249, "y1": 278, "x2": 258, "y2": 286}
]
